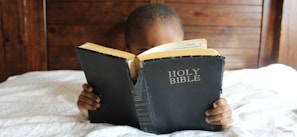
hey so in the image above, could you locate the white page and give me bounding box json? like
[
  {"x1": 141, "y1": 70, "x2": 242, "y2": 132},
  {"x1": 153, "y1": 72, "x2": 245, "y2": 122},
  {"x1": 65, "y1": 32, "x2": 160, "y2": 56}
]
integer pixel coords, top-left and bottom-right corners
[{"x1": 139, "y1": 39, "x2": 207, "y2": 56}]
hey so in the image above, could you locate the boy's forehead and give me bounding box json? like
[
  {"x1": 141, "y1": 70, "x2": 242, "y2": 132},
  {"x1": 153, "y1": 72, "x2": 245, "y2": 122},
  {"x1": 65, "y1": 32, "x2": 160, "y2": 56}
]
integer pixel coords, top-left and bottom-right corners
[
  {"x1": 127, "y1": 19, "x2": 183, "y2": 55},
  {"x1": 130, "y1": 20, "x2": 183, "y2": 47}
]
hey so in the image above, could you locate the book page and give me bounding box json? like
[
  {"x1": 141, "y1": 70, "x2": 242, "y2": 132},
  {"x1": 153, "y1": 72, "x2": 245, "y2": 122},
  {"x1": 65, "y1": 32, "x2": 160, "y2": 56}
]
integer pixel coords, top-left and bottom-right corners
[
  {"x1": 138, "y1": 39, "x2": 207, "y2": 56},
  {"x1": 79, "y1": 42, "x2": 136, "y2": 60},
  {"x1": 137, "y1": 48, "x2": 219, "y2": 62}
]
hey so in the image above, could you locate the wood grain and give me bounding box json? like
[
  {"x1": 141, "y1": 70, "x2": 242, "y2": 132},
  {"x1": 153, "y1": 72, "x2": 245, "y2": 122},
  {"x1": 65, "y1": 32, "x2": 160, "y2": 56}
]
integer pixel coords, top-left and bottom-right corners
[
  {"x1": 0, "y1": 0, "x2": 28, "y2": 81},
  {"x1": 46, "y1": 0, "x2": 265, "y2": 70},
  {"x1": 278, "y1": 0, "x2": 297, "y2": 69},
  {"x1": 0, "y1": 0, "x2": 287, "y2": 81},
  {"x1": 169, "y1": 3, "x2": 262, "y2": 26},
  {"x1": 46, "y1": 0, "x2": 149, "y2": 70},
  {"x1": 25, "y1": 0, "x2": 47, "y2": 71},
  {"x1": 48, "y1": 46, "x2": 81, "y2": 70},
  {"x1": 165, "y1": 0, "x2": 262, "y2": 5},
  {"x1": 46, "y1": 1, "x2": 147, "y2": 24},
  {"x1": 47, "y1": 24, "x2": 126, "y2": 49}
]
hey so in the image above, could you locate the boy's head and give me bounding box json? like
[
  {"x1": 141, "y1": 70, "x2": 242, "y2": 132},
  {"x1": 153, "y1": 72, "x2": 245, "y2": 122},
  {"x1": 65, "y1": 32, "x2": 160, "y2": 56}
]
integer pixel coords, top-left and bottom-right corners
[{"x1": 125, "y1": 3, "x2": 184, "y2": 55}]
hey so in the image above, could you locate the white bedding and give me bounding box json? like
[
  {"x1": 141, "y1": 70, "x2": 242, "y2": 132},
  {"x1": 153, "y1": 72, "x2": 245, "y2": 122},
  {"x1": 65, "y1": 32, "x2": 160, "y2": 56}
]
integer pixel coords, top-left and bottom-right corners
[{"x1": 0, "y1": 64, "x2": 296, "y2": 137}]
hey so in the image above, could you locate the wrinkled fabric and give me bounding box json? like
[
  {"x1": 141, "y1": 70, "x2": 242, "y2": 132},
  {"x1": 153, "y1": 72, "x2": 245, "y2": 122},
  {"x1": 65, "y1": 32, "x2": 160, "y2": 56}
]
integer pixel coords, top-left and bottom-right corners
[{"x1": 0, "y1": 64, "x2": 296, "y2": 137}]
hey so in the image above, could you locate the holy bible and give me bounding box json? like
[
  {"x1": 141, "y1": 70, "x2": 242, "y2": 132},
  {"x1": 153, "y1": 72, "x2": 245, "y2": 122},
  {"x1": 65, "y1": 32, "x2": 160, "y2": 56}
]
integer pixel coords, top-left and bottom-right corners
[{"x1": 75, "y1": 39, "x2": 225, "y2": 134}]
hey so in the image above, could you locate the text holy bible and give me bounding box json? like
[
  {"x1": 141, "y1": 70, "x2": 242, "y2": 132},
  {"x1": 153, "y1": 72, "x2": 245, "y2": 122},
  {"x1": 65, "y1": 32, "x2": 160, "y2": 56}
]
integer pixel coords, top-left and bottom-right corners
[{"x1": 75, "y1": 39, "x2": 225, "y2": 134}]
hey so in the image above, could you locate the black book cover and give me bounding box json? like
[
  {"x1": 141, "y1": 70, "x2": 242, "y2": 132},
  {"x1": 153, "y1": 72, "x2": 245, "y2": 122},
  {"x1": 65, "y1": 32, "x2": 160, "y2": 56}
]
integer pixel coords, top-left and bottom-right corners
[
  {"x1": 75, "y1": 47, "x2": 139, "y2": 128},
  {"x1": 133, "y1": 56, "x2": 225, "y2": 134}
]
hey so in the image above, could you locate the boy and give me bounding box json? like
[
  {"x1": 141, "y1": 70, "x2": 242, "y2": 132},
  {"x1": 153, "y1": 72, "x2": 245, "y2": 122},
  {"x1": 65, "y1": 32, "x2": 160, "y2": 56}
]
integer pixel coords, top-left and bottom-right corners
[{"x1": 77, "y1": 3, "x2": 231, "y2": 130}]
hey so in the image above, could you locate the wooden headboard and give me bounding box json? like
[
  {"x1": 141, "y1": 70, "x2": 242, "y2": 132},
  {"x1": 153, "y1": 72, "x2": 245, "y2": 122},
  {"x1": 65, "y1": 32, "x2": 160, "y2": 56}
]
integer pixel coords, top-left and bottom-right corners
[
  {"x1": 45, "y1": 0, "x2": 277, "y2": 70},
  {"x1": 1, "y1": 0, "x2": 291, "y2": 82}
]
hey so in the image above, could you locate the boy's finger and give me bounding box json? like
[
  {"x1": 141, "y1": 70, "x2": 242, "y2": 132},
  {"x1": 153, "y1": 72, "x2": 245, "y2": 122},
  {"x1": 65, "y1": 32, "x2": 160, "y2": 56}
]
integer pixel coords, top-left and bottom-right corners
[
  {"x1": 81, "y1": 90, "x2": 100, "y2": 103},
  {"x1": 205, "y1": 109, "x2": 232, "y2": 123},
  {"x1": 79, "y1": 92, "x2": 100, "y2": 103},
  {"x1": 78, "y1": 92, "x2": 100, "y2": 107},
  {"x1": 77, "y1": 101, "x2": 98, "y2": 110},
  {"x1": 206, "y1": 116, "x2": 232, "y2": 129},
  {"x1": 83, "y1": 83, "x2": 93, "y2": 92},
  {"x1": 213, "y1": 98, "x2": 227, "y2": 108},
  {"x1": 206, "y1": 104, "x2": 230, "y2": 116}
]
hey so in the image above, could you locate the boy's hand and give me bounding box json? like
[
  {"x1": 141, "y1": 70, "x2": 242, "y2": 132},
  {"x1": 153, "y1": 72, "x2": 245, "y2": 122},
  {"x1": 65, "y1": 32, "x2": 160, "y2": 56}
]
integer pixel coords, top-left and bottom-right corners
[
  {"x1": 77, "y1": 83, "x2": 101, "y2": 117},
  {"x1": 205, "y1": 98, "x2": 232, "y2": 130}
]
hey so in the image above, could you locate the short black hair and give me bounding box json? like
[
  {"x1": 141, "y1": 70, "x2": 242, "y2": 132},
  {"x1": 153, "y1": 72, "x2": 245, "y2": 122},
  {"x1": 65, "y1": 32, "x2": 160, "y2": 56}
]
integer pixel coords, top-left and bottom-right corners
[{"x1": 125, "y1": 3, "x2": 183, "y2": 46}]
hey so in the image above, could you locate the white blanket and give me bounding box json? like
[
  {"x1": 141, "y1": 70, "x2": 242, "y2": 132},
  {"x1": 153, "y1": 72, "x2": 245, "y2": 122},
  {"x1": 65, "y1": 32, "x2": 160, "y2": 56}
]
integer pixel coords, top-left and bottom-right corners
[{"x1": 0, "y1": 64, "x2": 296, "y2": 137}]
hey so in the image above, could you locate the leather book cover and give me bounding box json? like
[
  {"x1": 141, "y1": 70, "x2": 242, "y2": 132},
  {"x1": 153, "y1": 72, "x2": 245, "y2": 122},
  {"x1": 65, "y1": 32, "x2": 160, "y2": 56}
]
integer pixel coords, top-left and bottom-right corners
[
  {"x1": 133, "y1": 56, "x2": 225, "y2": 134},
  {"x1": 75, "y1": 47, "x2": 139, "y2": 128}
]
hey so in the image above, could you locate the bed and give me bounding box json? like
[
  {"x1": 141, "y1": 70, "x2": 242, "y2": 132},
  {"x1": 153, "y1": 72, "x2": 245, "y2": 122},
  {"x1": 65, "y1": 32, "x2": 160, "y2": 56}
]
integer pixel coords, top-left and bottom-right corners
[{"x1": 0, "y1": 63, "x2": 296, "y2": 137}]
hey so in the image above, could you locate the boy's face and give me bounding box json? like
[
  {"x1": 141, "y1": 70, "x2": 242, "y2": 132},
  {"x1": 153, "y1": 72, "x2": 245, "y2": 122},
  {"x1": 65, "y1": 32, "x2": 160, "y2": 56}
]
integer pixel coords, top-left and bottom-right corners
[{"x1": 127, "y1": 20, "x2": 184, "y2": 55}]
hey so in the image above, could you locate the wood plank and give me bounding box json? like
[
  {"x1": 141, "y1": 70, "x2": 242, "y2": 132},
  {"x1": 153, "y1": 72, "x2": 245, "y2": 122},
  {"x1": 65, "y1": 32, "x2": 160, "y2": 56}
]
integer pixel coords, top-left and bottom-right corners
[
  {"x1": 47, "y1": 0, "x2": 149, "y2": 1},
  {"x1": 48, "y1": 46, "x2": 82, "y2": 70},
  {"x1": 219, "y1": 48, "x2": 259, "y2": 69},
  {"x1": 150, "y1": 0, "x2": 165, "y2": 3},
  {"x1": 47, "y1": 1, "x2": 263, "y2": 26},
  {"x1": 224, "y1": 56, "x2": 258, "y2": 69},
  {"x1": 46, "y1": 1, "x2": 148, "y2": 24},
  {"x1": 206, "y1": 40, "x2": 259, "y2": 48},
  {"x1": 165, "y1": 0, "x2": 262, "y2": 5},
  {"x1": 47, "y1": 25, "x2": 261, "y2": 49},
  {"x1": 185, "y1": 33, "x2": 260, "y2": 46},
  {"x1": 25, "y1": 0, "x2": 47, "y2": 71},
  {"x1": 0, "y1": 0, "x2": 29, "y2": 81},
  {"x1": 278, "y1": 0, "x2": 297, "y2": 69},
  {"x1": 0, "y1": 0, "x2": 46, "y2": 82},
  {"x1": 184, "y1": 26, "x2": 261, "y2": 34},
  {"x1": 181, "y1": 17, "x2": 261, "y2": 27},
  {"x1": 45, "y1": 0, "x2": 265, "y2": 71},
  {"x1": 259, "y1": 0, "x2": 282, "y2": 67},
  {"x1": 217, "y1": 48, "x2": 258, "y2": 55},
  {"x1": 1, "y1": 1, "x2": 24, "y2": 63},
  {"x1": 47, "y1": 24, "x2": 125, "y2": 50},
  {"x1": 225, "y1": 56, "x2": 258, "y2": 63},
  {"x1": 168, "y1": 3, "x2": 262, "y2": 26},
  {"x1": 0, "y1": 1, "x2": 5, "y2": 81},
  {"x1": 183, "y1": 26, "x2": 261, "y2": 48},
  {"x1": 225, "y1": 62, "x2": 258, "y2": 70}
]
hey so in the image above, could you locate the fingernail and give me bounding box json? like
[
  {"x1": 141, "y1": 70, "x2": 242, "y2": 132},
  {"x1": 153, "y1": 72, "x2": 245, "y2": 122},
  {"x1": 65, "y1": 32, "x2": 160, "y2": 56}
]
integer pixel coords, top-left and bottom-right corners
[
  {"x1": 213, "y1": 103, "x2": 217, "y2": 108},
  {"x1": 205, "y1": 111, "x2": 209, "y2": 116},
  {"x1": 205, "y1": 118, "x2": 209, "y2": 123}
]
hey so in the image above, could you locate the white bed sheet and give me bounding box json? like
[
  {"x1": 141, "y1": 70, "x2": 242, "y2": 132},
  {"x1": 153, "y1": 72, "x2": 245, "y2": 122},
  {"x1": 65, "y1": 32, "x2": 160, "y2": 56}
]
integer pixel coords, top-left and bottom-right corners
[{"x1": 0, "y1": 64, "x2": 296, "y2": 137}]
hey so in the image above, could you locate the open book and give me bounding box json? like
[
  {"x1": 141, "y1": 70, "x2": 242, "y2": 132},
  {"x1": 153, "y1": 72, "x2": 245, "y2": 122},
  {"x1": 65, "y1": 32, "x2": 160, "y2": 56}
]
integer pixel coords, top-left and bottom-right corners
[
  {"x1": 77, "y1": 39, "x2": 218, "y2": 80},
  {"x1": 75, "y1": 39, "x2": 225, "y2": 134}
]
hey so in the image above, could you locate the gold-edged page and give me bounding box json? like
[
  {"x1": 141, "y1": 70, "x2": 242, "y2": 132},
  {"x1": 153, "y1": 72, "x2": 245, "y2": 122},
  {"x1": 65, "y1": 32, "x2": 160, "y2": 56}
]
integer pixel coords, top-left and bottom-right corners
[
  {"x1": 138, "y1": 39, "x2": 207, "y2": 56},
  {"x1": 79, "y1": 42, "x2": 136, "y2": 60},
  {"x1": 128, "y1": 58, "x2": 141, "y2": 81},
  {"x1": 137, "y1": 48, "x2": 219, "y2": 61}
]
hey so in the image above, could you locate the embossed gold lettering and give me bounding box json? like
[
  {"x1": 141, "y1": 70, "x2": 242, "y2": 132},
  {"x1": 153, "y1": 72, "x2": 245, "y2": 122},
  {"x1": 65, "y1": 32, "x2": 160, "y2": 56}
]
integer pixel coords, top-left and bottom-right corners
[{"x1": 168, "y1": 68, "x2": 201, "y2": 85}]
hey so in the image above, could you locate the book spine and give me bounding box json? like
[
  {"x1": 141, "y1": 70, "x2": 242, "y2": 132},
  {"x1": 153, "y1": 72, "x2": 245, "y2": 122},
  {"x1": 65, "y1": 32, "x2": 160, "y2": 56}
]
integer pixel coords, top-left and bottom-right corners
[{"x1": 132, "y1": 70, "x2": 155, "y2": 132}]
